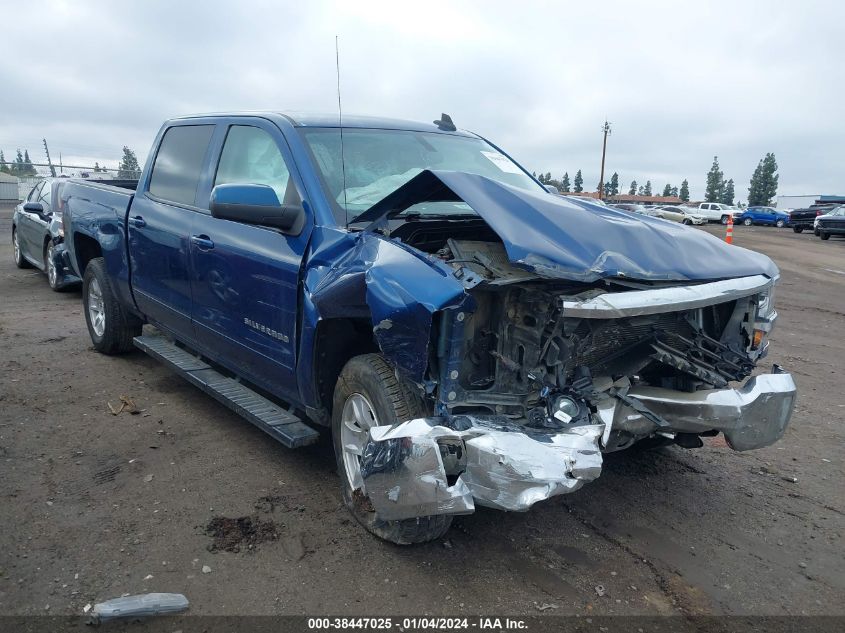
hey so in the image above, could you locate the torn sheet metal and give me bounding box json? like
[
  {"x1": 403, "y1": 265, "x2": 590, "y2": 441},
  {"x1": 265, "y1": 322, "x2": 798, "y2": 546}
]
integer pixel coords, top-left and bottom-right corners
[
  {"x1": 353, "y1": 170, "x2": 778, "y2": 283},
  {"x1": 303, "y1": 227, "x2": 470, "y2": 387},
  {"x1": 359, "y1": 427, "x2": 474, "y2": 521},
  {"x1": 359, "y1": 416, "x2": 604, "y2": 521},
  {"x1": 613, "y1": 371, "x2": 797, "y2": 451}
]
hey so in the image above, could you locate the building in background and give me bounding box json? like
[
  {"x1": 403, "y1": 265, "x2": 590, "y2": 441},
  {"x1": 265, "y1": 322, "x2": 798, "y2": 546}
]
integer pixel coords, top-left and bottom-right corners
[
  {"x1": 0, "y1": 172, "x2": 20, "y2": 202},
  {"x1": 776, "y1": 194, "x2": 845, "y2": 210}
]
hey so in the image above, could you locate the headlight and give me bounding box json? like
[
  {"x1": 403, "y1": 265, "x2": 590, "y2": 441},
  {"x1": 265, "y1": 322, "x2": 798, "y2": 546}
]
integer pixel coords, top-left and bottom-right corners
[{"x1": 757, "y1": 284, "x2": 776, "y2": 318}]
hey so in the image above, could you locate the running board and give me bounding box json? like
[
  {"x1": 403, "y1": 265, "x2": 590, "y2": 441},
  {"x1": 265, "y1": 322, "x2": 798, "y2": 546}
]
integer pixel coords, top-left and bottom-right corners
[{"x1": 133, "y1": 335, "x2": 319, "y2": 448}]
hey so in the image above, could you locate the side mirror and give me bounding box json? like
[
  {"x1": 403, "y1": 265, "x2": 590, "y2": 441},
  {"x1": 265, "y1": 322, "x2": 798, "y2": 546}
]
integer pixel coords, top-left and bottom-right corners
[
  {"x1": 544, "y1": 184, "x2": 560, "y2": 194},
  {"x1": 210, "y1": 184, "x2": 304, "y2": 234},
  {"x1": 23, "y1": 202, "x2": 44, "y2": 214}
]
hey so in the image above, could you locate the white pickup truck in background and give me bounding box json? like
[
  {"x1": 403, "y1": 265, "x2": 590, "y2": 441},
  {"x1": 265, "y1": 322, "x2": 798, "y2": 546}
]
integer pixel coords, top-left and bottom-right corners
[{"x1": 685, "y1": 202, "x2": 742, "y2": 224}]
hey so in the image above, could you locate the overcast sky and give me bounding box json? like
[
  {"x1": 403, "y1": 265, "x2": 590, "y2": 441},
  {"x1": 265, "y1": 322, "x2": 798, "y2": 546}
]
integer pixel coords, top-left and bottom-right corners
[{"x1": 1, "y1": 0, "x2": 842, "y2": 200}]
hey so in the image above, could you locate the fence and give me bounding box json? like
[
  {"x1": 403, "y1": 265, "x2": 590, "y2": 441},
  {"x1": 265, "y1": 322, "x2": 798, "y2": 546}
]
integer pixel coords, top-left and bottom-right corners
[{"x1": 11, "y1": 165, "x2": 142, "y2": 201}]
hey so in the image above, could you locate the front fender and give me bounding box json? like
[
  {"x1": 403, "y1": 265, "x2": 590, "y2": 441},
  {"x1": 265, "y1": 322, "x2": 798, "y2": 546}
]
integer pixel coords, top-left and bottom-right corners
[{"x1": 301, "y1": 227, "x2": 470, "y2": 399}]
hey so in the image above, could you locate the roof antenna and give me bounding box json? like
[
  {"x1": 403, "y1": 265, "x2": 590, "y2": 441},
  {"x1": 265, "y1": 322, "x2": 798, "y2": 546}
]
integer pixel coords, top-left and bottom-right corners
[
  {"x1": 434, "y1": 113, "x2": 456, "y2": 132},
  {"x1": 336, "y1": 36, "x2": 349, "y2": 228}
]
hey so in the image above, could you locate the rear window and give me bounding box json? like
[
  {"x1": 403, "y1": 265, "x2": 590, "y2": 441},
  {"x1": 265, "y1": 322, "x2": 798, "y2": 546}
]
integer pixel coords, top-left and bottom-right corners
[{"x1": 148, "y1": 125, "x2": 214, "y2": 206}]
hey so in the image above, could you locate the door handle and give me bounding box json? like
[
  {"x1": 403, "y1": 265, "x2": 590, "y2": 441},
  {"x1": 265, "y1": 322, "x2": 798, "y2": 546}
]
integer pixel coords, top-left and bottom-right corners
[
  {"x1": 128, "y1": 215, "x2": 146, "y2": 228},
  {"x1": 191, "y1": 235, "x2": 215, "y2": 250}
]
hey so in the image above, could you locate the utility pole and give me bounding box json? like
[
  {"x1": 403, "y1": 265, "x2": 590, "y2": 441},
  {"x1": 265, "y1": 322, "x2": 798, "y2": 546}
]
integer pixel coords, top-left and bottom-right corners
[
  {"x1": 597, "y1": 120, "x2": 611, "y2": 200},
  {"x1": 43, "y1": 139, "x2": 57, "y2": 177}
]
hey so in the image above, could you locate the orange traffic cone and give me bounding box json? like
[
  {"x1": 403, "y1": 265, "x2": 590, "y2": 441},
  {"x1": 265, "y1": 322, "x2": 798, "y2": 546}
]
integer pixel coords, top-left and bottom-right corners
[{"x1": 725, "y1": 214, "x2": 733, "y2": 244}]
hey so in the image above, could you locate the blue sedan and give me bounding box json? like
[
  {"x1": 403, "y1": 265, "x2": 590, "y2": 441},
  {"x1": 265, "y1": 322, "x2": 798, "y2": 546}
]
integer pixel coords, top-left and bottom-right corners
[{"x1": 737, "y1": 207, "x2": 790, "y2": 227}]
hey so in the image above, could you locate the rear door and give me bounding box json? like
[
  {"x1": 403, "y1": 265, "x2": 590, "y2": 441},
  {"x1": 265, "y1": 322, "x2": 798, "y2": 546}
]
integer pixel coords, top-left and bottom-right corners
[
  {"x1": 128, "y1": 123, "x2": 215, "y2": 341},
  {"x1": 189, "y1": 120, "x2": 312, "y2": 401}
]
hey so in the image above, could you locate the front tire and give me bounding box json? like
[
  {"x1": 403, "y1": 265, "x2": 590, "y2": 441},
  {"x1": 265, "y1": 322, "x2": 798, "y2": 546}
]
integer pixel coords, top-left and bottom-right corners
[
  {"x1": 682, "y1": 219, "x2": 692, "y2": 225},
  {"x1": 12, "y1": 228, "x2": 32, "y2": 269},
  {"x1": 775, "y1": 219, "x2": 785, "y2": 228},
  {"x1": 743, "y1": 218, "x2": 753, "y2": 226},
  {"x1": 82, "y1": 257, "x2": 142, "y2": 354},
  {"x1": 820, "y1": 232, "x2": 830, "y2": 241},
  {"x1": 44, "y1": 242, "x2": 64, "y2": 292},
  {"x1": 793, "y1": 226, "x2": 803, "y2": 233},
  {"x1": 332, "y1": 353, "x2": 452, "y2": 545}
]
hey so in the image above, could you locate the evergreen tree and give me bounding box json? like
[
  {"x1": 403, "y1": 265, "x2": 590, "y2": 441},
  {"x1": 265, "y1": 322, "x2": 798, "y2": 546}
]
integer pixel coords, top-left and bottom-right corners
[
  {"x1": 118, "y1": 146, "x2": 141, "y2": 178},
  {"x1": 679, "y1": 179, "x2": 690, "y2": 202},
  {"x1": 537, "y1": 172, "x2": 546, "y2": 184},
  {"x1": 643, "y1": 180, "x2": 652, "y2": 196},
  {"x1": 94, "y1": 162, "x2": 101, "y2": 173},
  {"x1": 705, "y1": 156, "x2": 724, "y2": 202},
  {"x1": 561, "y1": 172, "x2": 571, "y2": 192},
  {"x1": 662, "y1": 184, "x2": 672, "y2": 197},
  {"x1": 670, "y1": 185, "x2": 679, "y2": 197},
  {"x1": 603, "y1": 181, "x2": 612, "y2": 197},
  {"x1": 532, "y1": 171, "x2": 537, "y2": 178},
  {"x1": 573, "y1": 169, "x2": 583, "y2": 193},
  {"x1": 720, "y1": 178, "x2": 735, "y2": 205},
  {"x1": 0, "y1": 151, "x2": 9, "y2": 174},
  {"x1": 751, "y1": 153, "x2": 779, "y2": 206},
  {"x1": 609, "y1": 172, "x2": 619, "y2": 196},
  {"x1": 628, "y1": 180, "x2": 638, "y2": 195},
  {"x1": 23, "y1": 150, "x2": 37, "y2": 176},
  {"x1": 545, "y1": 172, "x2": 552, "y2": 184},
  {"x1": 13, "y1": 149, "x2": 24, "y2": 175},
  {"x1": 637, "y1": 185, "x2": 645, "y2": 195}
]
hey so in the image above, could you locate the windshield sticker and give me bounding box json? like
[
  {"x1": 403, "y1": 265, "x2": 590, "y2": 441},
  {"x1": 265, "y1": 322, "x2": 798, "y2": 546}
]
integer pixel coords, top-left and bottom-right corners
[{"x1": 481, "y1": 151, "x2": 523, "y2": 174}]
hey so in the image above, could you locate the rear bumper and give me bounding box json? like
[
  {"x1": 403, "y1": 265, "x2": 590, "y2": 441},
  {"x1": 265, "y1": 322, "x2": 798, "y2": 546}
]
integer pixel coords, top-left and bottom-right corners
[{"x1": 357, "y1": 370, "x2": 796, "y2": 521}]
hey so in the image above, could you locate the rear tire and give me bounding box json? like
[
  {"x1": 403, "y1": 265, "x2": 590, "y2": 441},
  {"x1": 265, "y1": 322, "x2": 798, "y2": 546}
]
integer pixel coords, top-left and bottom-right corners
[
  {"x1": 820, "y1": 232, "x2": 830, "y2": 241},
  {"x1": 12, "y1": 228, "x2": 32, "y2": 269},
  {"x1": 793, "y1": 226, "x2": 803, "y2": 233},
  {"x1": 82, "y1": 257, "x2": 142, "y2": 354},
  {"x1": 332, "y1": 353, "x2": 452, "y2": 545}
]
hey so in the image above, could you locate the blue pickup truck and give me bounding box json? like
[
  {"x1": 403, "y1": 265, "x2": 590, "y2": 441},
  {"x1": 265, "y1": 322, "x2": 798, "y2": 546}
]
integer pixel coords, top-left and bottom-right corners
[{"x1": 61, "y1": 112, "x2": 796, "y2": 543}]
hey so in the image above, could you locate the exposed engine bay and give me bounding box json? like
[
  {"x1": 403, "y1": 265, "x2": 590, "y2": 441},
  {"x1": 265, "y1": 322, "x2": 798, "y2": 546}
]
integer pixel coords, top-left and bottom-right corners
[{"x1": 381, "y1": 220, "x2": 772, "y2": 452}]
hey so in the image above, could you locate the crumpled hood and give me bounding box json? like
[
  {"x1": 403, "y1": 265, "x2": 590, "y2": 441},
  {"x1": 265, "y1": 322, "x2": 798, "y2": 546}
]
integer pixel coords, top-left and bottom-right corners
[{"x1": 357, "y1": 170, "x2": 778, "y2": 283}]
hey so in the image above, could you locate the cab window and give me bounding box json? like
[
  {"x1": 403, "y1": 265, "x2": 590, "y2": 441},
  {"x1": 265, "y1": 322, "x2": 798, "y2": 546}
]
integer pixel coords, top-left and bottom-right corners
[
  {"x1": 149, "y1": 125, "x2": 215, "y2": 206},
  {"x1": 213, "y1": 125, "x2": 299, "y2": 206}
]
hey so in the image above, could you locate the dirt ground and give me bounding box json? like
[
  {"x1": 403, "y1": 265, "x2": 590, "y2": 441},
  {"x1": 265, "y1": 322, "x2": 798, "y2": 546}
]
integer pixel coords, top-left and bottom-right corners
[{"x1": 1, "y1": 203, "x2": 843, "y2": 617}]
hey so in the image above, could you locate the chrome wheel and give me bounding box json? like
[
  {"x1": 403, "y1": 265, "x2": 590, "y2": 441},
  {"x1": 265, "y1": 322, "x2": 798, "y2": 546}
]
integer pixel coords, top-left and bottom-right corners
[
  {"x1": 88, "y1": 277, "x2": 106, "y2": 337},
  {"x1": 340, "y1": 393, "x2": 379, "y2": 491},
  {"x1": 46, "y1": 244, "x2": 57, "y2": 287}
]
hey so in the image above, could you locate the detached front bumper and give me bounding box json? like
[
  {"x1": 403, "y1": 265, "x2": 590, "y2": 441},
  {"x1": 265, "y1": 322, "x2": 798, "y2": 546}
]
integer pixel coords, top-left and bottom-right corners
[
  {"x1": 620, "y1": 370, "x2": 797, "y2": 451},
  {"x1": 357, "y1": 370, "x2": 796, "y2": 522}
]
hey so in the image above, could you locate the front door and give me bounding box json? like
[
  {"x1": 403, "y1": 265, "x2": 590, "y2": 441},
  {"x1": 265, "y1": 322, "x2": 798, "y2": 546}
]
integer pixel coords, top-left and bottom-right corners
[
  {"x1": 189, "y1": 122, "x2": 312, "y2": 402},
  {"x1": 128, "y1": 124, "x2": 215, "y2": 341}
]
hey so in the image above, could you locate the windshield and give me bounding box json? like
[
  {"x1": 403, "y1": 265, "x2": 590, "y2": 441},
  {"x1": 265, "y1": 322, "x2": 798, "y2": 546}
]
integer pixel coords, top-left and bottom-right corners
[{"x1": 299, "y1": 128, "x2": 542, "y2": 223}]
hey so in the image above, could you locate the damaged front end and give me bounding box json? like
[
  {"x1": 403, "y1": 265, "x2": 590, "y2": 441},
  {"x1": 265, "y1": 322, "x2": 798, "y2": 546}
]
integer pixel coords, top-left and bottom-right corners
[{"x1": 329, "y1": 171, "x2": 796, "y2": 522}]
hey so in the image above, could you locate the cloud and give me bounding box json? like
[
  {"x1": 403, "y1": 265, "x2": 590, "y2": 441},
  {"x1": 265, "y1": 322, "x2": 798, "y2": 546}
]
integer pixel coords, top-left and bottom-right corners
[{"x1": 0, "y1": 0, "x2": 841, "y2": 199}]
